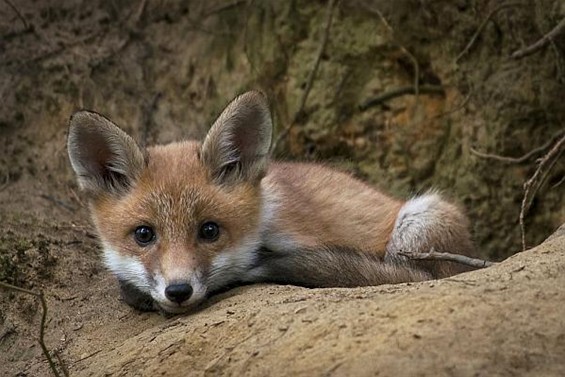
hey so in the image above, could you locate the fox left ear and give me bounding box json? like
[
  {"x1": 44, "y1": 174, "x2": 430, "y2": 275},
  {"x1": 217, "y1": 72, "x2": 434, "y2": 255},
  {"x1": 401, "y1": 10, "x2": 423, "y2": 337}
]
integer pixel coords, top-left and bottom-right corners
[
  {"x1": 201, "y1": 91, "x2": 272, "y2": 184},
  {"x1": 67, "y1": 111, "x2": 145, "y2": 197}
]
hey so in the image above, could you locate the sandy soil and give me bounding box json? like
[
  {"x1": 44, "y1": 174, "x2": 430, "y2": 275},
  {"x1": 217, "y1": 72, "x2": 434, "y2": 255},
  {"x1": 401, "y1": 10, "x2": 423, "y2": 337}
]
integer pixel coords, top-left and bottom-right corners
[{"x1": 3, "y1": 220, "x2": 565, "y2": 376}]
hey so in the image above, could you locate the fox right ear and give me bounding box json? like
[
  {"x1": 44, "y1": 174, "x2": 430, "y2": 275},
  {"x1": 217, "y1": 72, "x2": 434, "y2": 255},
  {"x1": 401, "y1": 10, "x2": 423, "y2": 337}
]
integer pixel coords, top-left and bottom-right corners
[
  {"x1": 201, "y1": 91, "x2": 272, "y2": 185},
  {"x1": 67, "y1": 111, "x2": 145, "y2": 197}
]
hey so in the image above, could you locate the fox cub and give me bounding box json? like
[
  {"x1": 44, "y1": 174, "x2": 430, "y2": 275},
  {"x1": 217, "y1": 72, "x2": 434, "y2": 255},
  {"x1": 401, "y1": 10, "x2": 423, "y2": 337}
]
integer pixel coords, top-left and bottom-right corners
[{"x1": 68, "y1": 91, "x2": 475, "y2": 314}]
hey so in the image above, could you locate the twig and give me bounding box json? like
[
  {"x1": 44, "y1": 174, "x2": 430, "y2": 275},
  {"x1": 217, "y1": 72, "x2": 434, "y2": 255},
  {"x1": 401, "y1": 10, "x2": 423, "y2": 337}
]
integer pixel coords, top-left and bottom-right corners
[
  {"x1": 296, "y1": 0, "x2": 337, "y2": 118},
  {"x1": 512, "y1": 17, "x2": 565, "y2": 59},
  {"x1": 552, "y1": 174, "x2": 565, "y2": 189},
  {"x1": 549, "y1": 40, "x2": 565, "y2": 83},
  {"x1": 141, "y1": 92, "x2": 162, "y2": 147},
  {"x1": 54, "y1": 351, "x2": 70, "y2": 377},
  {"x1": 0, "y1": 325, "x2": 15, "y2": 342},
  {"x1": 73, "y1": 349, "x2": 102, "y2": 364},
  {"x1": 398, "y1": 249, "x2": 495, "y2": 269},
  {"x1": 432, "y1": 90, "x2": 472, "y2": 119},
  {"x1": 271, "y1": 0, "x2": 338, "y2": 154},
  {"x1": 359, "y1": 85, "x2": 444, "y2": 112},
  {"x1": 367, "y1": 6, "x2": 420, "y2": 97},
  {"x1": 242, "y1": 0, "x2": 255, "y2": 74},
  {"x1": 0, "y1": 173, "x2": 10, "y2": 191},
  {"x1": 470, "y1": 131, "x2": 565, "y2": 164},
  {"x1": 5, "y1": 30, "x2": 104, "y2": 68},
  {"x1": 39, "y1": 194, "x2": 76, "y2": 213},
  {"x1": 456, "y1": 2, "x2": 525, "y2": 63},
  {"x1": 3, "y1": 0, "x2": 30, "y2": 30},
  {"x1": 0, "y1": 281, "x2": 64, "y2": 377},
  {"x1": 202, "y1": 0, "x2": 248, "y2": 18},
  {"x1": 132, "y1": 0, "x2": 148, "y2": 25},
  {"x1": 520, "y1": 133, "x2": 565, "y2": 251}
]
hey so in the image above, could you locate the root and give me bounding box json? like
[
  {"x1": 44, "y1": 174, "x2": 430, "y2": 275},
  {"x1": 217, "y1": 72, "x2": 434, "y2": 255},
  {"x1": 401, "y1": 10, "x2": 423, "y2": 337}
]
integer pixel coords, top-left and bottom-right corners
[
  {"x1": 359, "y1": 85, "x2": 444, "y2": 112},
  {"x1": 456, "y1": 2, "x2": 525, "y2": 63},
  {"x1": 271, "y1": 0, "x2": 338, "y2": 154},
  {"x1": 519, "y1": 133, "x2": 565, "y2": 251},
  {"x1": 0, "y1": 281, "x2": 69, "y2": 377},
  {"x1": 512, "y1": 17, "x2": 565, "y2": 59},
  {"x1": 470, "y1": 131, "x2": 565, "y2": 164}
]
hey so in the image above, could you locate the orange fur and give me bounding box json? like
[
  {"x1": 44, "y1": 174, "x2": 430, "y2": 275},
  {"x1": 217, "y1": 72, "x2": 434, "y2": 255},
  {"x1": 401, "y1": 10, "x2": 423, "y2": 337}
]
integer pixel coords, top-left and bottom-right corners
[
  {"x1": 68, "y1": 91, "x2": 475, "y2": 314},
  {"x1": 263, "y1": 162, "x2": 402, "y2": 253}
]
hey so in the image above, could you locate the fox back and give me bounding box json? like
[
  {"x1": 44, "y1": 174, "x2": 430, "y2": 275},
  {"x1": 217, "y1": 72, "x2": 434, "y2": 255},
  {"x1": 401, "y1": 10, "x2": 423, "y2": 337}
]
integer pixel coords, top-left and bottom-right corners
[{"x1": 68, "y1": 91, "x2": 475, "y2": 314}]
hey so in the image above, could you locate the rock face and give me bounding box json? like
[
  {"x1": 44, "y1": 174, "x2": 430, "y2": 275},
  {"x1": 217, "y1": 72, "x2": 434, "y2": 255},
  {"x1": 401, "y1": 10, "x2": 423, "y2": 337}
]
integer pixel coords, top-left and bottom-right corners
[{"x1": 65, "y1": 225, "x2": 564, "y2": 377}]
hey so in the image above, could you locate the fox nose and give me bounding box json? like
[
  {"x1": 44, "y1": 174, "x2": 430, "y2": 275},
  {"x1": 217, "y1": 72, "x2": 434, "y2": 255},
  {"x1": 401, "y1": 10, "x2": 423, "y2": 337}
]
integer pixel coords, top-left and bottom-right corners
[{"x1": 165, "y1": 283, "x2": 193, "y2": 304}]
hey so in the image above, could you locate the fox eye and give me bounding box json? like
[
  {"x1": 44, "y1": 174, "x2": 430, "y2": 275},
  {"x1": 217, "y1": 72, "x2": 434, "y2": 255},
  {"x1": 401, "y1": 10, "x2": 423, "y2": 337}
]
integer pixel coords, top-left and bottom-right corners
[
  {"x1": 199, "y1": 222, "x2": 220, "y2": 242},
  {"x1": 134, "y1": 226, "x2": 155, "y2": 246}
]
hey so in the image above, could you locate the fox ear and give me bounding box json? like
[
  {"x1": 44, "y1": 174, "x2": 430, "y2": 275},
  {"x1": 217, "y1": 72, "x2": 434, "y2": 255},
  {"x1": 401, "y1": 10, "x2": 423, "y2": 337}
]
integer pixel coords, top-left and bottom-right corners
[
  {"x1": 201, "y1": 91, "x2": 272, "y2": 184},
  {"x1": 67, "y1": 111, "x2": 145, "y2": 197}
]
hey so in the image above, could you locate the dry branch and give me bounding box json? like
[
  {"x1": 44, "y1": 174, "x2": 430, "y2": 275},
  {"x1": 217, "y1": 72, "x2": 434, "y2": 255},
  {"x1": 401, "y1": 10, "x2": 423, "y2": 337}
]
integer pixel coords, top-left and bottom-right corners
[
  {"x1": 3, "y1": 0, "x2": 30, "y2": 30},
  {"x1": 39, "y1": 194, "x2": 76, "y2": 213},
  {"x1": 0, "y1": 173, "x2": 10, "y2": 191},
  {"x1": 132, "y1": 0, "x2": 148, "y2": 25},
  {"x1": 271, "y1": 0, "x2": 338, "y2": 154},
  {"x1": 552, "y1": 175, "x2": 565, "y2": 189},
  {"x1": 512, "y1": 17, "x2": 565, "y2": 59},
  {"x1": 398, "y1": 249, "x2": 495, "y2": 269},
  {"x1": 365, "y1": 7, "x2": 420, "y2": 97},
  {"x1": 456, "y1": 2, "x2": 526, "y2": 63},
  {"x1": 202, "y1": 0, "x2": 248, "y2": 18},
  {"x1": 359, "y1": 85, "x2": 444, "y2": 112},
  {"x1": 54, "y1": 352, "x2": 69, "y2": 377},
  {"x1": 432, "y1": 91, "x2": 472, "y2": 119},
  {"x1": 520, "y1": 133, "x2": 565, "y2": 251},
  {"x1": 141, "y1": 92, "x2": 162, "y2": 147},
  {"x1": 0, "y1": 281, "x2": 68, "y2": 377},
  {"x1": 470, "y1": 131, "x2": 565, "y2": 164}
]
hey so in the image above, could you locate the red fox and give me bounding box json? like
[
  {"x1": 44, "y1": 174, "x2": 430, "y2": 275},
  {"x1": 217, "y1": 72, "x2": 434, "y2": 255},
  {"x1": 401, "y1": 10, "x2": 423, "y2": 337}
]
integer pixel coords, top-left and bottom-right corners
[{"x1": 68, "y1": 91, "x2": 475, "y2": 314}]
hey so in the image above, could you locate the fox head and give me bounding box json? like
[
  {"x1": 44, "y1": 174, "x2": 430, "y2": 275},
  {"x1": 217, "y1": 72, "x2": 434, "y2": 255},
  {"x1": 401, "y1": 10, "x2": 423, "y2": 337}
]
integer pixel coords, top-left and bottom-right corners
[{"x1": 68, "y1": 91, "x2": 272, "y2": 314}]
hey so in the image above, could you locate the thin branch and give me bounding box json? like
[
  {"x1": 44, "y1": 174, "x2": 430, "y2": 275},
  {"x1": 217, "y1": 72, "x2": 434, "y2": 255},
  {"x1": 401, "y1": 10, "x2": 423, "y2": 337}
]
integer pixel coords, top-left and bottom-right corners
[
  {"x1": 366, "y1": 6, "x2": 420, "y2": 97},
  {"x1": 520, "y1": 133, "x2": 565, "y2": 250},
  {"x1": 512, "y1": 17, "x2": 565, "y2": 59},
  {"x1": 0, "y1": 173, "x2": 10, "y2": 191},
  {"x1": 4, "y1": 30, "x2": 104, "y2": 68},
  {"x1": 141, "y1": 92, "x2": 162, "y2": 147},
  {"x1": 131, "y1": 0, "x2": 148, "y2": 26},
  {"x1": 552, "y1": 174, "x2": 565, "y2": 189},
  {"x1": 3, "y1": 0, "x2": 30, "y2": 30},
  {"x1": 549, "y1": 40, "x2": 565, "y2": 83},
  {"x1": 73, "y1": 349, "x2": 102, "y2": 364},
  {"x1": 359, "y1": 85, "x2": 444, "y2": 112},
  {"x1": 456, "y1": 2, "x2": 526, "y2": 63},
  {"x1": 54, "y1": 351, "x2": 70, "y2": 377},
  {"x1": 470, "y1": 131, "x2": 565, "y2": 164},
  {"x1": 0, "y1": 281, "x2": 63, "y2": 377},
  {"x1": 202, "y1": 0, "x2": 248, "y2": 18},
  {"x1": 398, "y1": 249, "x2": 496, "y2": 269},
  {"x1": 271, "y1": 0, "x2": 338, "y2": 154},
  {"x1": 0, "y1": 281, "x2": 39, "y2": 296},
  {"x1": 296, "y1": 0, "x2": 337, "y2": 117},
  {"x1": 39, "y1": 194, "x2": 76, "y2": 213},
  {"x1": 432, "y1": 90, "x2": 473, "y2": 119}
]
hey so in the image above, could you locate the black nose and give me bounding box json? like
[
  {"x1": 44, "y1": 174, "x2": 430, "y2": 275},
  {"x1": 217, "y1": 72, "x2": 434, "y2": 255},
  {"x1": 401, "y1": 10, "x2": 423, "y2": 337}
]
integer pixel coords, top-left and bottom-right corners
[{"x1": 165, "y1": 283, "x2": 193, "y2": 304}]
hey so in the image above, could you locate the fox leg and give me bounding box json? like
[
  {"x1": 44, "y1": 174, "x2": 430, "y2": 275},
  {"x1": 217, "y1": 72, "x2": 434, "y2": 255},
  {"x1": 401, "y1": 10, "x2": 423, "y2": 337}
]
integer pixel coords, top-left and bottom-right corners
[
  {"x1": 118, "y1": 279, "x2": 156, "y2": 312},
  {"x1": 248, "y1": 246, "x2": 432, "y2": 288},
  {"x1": 385, "y1": 192, "x2": 475, "y2": 278}
]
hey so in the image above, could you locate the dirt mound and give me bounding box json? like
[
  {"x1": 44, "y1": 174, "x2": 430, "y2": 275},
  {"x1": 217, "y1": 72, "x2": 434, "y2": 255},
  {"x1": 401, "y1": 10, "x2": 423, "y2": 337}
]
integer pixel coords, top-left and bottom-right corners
[
  {"x1": 40, "y1": 225, "x2": 565, "y2": 376},
  {"x1": 3, "y1": 224, "x2": 565, "y2": 376}
]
